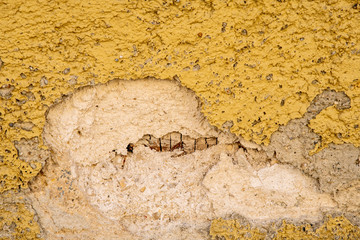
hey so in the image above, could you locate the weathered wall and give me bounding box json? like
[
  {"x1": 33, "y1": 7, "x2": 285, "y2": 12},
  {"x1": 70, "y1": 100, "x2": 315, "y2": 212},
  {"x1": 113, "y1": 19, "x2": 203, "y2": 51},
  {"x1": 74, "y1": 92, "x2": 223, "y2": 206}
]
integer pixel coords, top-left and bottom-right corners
[
  {"x1": 26, "y1": 79, "x2": 339, "y2": 239},
  {"x1": 1, "y1": 0, "x2": 360, "y2": 239}
]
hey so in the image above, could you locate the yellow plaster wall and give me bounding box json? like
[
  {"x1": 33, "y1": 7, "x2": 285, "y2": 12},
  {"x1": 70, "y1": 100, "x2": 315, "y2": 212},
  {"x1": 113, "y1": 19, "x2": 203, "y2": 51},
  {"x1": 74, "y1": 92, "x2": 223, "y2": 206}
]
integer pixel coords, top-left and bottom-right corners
[
  {"x1": 0, "y1": 198, "x2": 41, "y2": 240},
  {"x1": 210, "y1": 216, "x2": 360, "y2": 239},
  {"x1": 1, "y1": 0, "x2": 360, "y2": 238}
]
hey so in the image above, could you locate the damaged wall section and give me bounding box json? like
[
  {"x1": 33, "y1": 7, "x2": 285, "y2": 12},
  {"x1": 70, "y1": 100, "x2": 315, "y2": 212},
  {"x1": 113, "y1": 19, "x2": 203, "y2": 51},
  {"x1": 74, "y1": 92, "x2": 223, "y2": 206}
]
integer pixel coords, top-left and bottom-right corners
[{"x1": 26, "y1": 79, "x2": 353, "y2": 239}]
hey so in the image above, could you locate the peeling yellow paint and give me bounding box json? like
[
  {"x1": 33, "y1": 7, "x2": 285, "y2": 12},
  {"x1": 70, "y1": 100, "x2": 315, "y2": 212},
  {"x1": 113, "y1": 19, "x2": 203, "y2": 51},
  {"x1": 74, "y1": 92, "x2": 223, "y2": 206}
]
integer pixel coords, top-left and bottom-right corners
[
  {"x1": 274, "y1": 216, "x2": 360, "y2": 239},
  {"x1": 310, "y1": 105, "x2": 360, "y2": 154},
  {"x1": 0, "y1": 200, "x2": 41, "y2": 240},
  {"x1": 1, "y1": 0, "x2": 360, "y2": 191},
  {"x1": 1, "y1": 0, "x2": 360, "y2": 238},
  {"x1": 210, "y1": 218, "x2": 266, "y2": 239},
  {"x1": 211, "y1": 216, "x2": 360, "y2": 239}
]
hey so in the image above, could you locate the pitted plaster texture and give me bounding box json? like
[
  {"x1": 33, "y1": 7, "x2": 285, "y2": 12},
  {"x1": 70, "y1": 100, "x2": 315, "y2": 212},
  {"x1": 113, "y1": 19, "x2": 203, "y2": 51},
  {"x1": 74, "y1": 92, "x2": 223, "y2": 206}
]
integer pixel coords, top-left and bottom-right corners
[
  {"x1": 1, "y1": 0, "x2": 360, "y2": 194},
  {"x1": 1, "y1": 0, "x2": 360, "y2": 238},
  {"x1": 0, "y1": 192, "x2": 43, "y2": 239}
]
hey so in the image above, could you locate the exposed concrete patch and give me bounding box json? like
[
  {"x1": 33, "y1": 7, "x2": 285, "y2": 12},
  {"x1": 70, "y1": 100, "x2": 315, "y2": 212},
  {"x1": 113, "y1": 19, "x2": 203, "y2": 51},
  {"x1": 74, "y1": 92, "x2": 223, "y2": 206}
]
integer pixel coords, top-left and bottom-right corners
[
  {"x1": 304, "y1": 89, "x2": 351, "y2": 121},
  {"x1": 311, "y1": 144, "x2": 360, "y2": 194},
  {"x1": 264, "y1": 89, "x2": 360, "y2": 216},
  {"x1": 14, "y1": 137, "x2": 49, "y2": 168},
  {"x1": 202, "y1": 153, "x2": 334, "y2": 224},
  {"x1": 13, "y1": 121, "x2": 35, "y2": 131},
  {"x1": 27, "y1": 79, "x2": 341, "y2": 239},
  {"x1": 334, "y1": 179, "x2": 360, "y2": 213},
  {"x1": 0, "y1": 84, "x2": 14, "y2": 99}
]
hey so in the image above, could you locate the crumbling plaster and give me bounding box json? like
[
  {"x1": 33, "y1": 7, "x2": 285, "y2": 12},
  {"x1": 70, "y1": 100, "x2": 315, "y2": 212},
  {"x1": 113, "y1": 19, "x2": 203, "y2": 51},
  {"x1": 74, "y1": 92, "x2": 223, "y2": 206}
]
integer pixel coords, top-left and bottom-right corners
[
  {"x1": 1, "y1": 0, "x2": 360, "y2": 239},
  {"x1": 1, "y1": 0, "x2": 360, "y2": 192},
  {"x1": 27, "y1": 79, "x2": 338, "y2": 239}
]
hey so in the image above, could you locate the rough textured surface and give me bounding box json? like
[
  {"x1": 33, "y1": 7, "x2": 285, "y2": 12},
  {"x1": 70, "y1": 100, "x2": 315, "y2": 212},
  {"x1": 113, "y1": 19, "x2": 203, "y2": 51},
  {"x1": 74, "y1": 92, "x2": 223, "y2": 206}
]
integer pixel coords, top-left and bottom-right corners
[
  {"x1": 210, "y1": 216, "x2": 360, "y2": 239},
  {"x1": 14, "y1": 137, "x2": 49, "y2": 169},
  {"x1": 0, "y1": 191, "x2": 43, "y2": 240},
  {"x1": 1, "y1": 0, "x2": 360, "y2": 193},
  {"x1": 274, "y1": 216, "x2": 360, "y2": 240},
  {"x1": 1, "y1": 0, "x2": 360, "y2": 238},
  {"x1": 264, "y1": 89, "x2": 360, "y2": 217},
  {"x1": 27, "y1": 79, "x2": 348, "y2": 239},
  {"x1": 210, "y1": 218, "x2": 266, "y2": 239}
]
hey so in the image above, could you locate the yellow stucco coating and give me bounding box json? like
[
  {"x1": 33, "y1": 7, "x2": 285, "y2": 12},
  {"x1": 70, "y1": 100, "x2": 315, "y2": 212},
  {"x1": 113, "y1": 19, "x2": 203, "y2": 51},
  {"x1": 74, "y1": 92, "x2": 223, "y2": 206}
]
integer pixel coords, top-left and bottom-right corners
[
  {"x1": 210, "y1": 218, "x2": 266, "y2": 239},
  {"x1": 1, "y1": 0, "x2": 360, "y2": 238},
  {"x1": 211, "y1": 216, "x2": 360, "y2": 239},
  {"x1": 1, "y1": 0, "x2": 360, "y2": 191},
  {"x1": 310, "y1": 105, "x2": 360, "y2": 153},
  {"x1": 274, "y1": 216, "x2": 360, "y2": 239},
  {"x1": 0, "y1": 197, "x2": 41, "y2": 240}
]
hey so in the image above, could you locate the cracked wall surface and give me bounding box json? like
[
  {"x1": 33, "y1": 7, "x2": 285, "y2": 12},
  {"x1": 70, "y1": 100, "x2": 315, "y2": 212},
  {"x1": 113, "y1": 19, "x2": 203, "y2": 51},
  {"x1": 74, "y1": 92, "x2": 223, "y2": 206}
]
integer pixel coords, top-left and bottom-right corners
[
  {"x1": 26, "y1": 79, "x2": 354, "y2": 239},
  {"x1": 1, "y1": 0, "x2": 360, "y2": 239}
]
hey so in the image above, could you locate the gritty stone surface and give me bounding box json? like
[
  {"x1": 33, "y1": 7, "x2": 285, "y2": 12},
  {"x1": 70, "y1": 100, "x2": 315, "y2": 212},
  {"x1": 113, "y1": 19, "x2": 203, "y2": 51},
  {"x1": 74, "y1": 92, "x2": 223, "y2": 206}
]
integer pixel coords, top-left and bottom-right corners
[{"x1": 27, "y1": 79, "x2": 344, "y2": 239}]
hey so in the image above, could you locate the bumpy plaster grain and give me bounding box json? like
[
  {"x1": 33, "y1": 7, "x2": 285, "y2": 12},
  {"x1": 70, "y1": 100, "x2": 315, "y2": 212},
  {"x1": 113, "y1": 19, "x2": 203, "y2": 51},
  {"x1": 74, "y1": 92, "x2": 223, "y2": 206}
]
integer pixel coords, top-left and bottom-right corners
[
  {"x1": 210, "y1": 218, "x2": 266, "y2": 240},
  {"x1": 1, "y1": 0, "x2": 360, "y2": 238},
  {"x1": 1, "y1": 0, "x2": 360, "y2": 194},
  {"x1": 0, "y1": 191, "x2": 43, "y2": 240},
  {"x1": 274, "y1": 216, "x2": 360, "y2": 240},
  {"x1": 211, "y1": 216, "x2": 360, "y2": 239}
]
